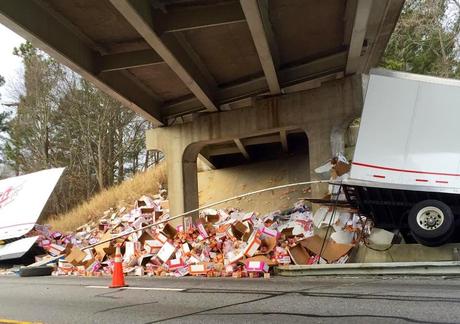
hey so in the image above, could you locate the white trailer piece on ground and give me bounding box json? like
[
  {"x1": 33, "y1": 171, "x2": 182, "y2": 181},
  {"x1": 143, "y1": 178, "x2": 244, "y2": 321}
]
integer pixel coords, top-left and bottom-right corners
[
  {"x1": 0, "y1": 168, "x2": 64, "y2": 260},
  {"x1": 0, "y1": 236, "x2": 39, "y2": 260},
  {"x1": 0, "y1": 167, "x2": 64, "y2": 241}
]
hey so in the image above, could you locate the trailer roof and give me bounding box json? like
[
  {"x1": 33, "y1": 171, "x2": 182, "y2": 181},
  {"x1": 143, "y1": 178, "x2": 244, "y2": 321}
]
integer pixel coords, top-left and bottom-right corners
[{"x1": 371, "y1": 68, "x2": 460, "y2": 88}]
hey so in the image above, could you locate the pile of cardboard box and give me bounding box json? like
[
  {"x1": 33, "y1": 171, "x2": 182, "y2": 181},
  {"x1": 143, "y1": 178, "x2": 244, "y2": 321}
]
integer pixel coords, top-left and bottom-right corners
[{"x1": 25, "y1": 185, "x2": 370, "y2": 278}]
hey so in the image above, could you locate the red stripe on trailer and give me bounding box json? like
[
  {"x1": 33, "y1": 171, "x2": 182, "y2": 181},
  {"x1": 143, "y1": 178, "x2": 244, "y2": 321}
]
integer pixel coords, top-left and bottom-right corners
[
  {"x1": 436, "y1": 180, "x2": 449, "y2": 184},
  {"x1": 373, "y1": 175, "x2": 386, "y2": 179},
  {"x1": 415, "y1": 179, "x2": 428, "y2": 182},
  {"x1": 353, "y1": 162, "x2": 460, "y2": 177}
]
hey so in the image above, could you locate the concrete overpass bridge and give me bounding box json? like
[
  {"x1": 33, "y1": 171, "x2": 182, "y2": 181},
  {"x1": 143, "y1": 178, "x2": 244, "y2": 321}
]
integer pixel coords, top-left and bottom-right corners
[{"x1": 0, "y1": 0, "x2": 404, "y2": 218}]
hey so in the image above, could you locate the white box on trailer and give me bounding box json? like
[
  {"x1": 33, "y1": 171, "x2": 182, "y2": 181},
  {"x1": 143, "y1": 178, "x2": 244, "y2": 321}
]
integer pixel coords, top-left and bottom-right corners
[{"x1": 350, "y1": 69, "x2": 460, "y2": 192}]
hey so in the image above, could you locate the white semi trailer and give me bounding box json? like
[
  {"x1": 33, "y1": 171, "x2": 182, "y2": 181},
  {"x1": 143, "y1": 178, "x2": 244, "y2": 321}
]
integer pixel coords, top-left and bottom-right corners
[{"x1": 342, "y1": 69, "x2": 460, "y2": 246}]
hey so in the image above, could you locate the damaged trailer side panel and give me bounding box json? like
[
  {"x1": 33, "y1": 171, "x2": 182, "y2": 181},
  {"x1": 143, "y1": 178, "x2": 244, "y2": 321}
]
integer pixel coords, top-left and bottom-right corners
[
  {"x1": 352, "y1": 69, "x2": 460, "y2": 189},
  {"x1": 0, "y1": 168, "x2": 64, "y2": 241},
  {"x1": 0, "y1": 168, "x2": 64, "y2": 260}
]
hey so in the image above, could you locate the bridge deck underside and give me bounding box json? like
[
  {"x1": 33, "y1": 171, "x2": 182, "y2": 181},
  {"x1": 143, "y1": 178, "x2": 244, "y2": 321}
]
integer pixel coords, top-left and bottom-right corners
[{"x1": 0, "y1": 0, "x2": 404, "y2": 125}]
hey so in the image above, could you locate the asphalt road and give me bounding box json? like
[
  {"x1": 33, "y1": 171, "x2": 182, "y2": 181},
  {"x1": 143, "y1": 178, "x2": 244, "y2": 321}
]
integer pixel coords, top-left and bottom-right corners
[{"x1": 0, "y1": 275, "x2": 460, "y2": 323}]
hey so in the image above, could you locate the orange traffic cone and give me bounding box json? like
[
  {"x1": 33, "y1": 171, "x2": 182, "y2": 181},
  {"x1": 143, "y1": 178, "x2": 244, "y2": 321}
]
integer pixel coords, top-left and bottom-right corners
[{"x1": 109, "y1": 244, "x2": 128, "y2": 288}]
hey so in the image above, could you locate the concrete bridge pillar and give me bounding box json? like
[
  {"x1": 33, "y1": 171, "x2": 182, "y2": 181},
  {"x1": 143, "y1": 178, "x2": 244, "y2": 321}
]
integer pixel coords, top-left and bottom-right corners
[
  {"x1": 307, "y1": 124, "x2": 334, "y2": 199},
  {"x1": 146, "y1": 75, "x2": 363, "y2": 222}
]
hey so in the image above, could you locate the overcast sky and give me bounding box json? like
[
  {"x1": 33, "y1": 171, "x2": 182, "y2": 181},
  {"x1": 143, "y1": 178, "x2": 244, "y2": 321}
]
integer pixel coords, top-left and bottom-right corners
[{"x1": 0, "y1": 24, "x2": 24, "y2": 103}]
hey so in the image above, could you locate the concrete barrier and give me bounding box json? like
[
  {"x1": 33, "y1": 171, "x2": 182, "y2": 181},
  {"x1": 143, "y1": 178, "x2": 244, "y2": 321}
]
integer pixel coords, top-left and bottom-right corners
[
  {"x1": 276, "y1": 261, "x2": 460, "y2": 276},
  {"x1": 351, "y1": 243, "x2": 460, "y2": 263},
  {"x1": 275, "y1": 243, "x2": 460, "y2": 276}
]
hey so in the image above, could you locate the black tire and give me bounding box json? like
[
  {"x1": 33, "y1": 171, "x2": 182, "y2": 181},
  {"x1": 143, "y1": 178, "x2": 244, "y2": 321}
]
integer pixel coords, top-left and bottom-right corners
[
  {"x1": 408, "y1": 199, "x2": 455, "y2": 246},
  {"x1": 411, "y1": 224, "x2": 455, "y2": 247},
  {"x1": 19, "y1": 266, "x2": 53, "y2": 277}
]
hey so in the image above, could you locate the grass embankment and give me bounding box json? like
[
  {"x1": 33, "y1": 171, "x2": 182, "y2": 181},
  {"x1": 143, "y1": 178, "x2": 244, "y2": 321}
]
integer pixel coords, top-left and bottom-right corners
[{"x1": 48, "y1": 163, "x2": 166, "y2": 232}]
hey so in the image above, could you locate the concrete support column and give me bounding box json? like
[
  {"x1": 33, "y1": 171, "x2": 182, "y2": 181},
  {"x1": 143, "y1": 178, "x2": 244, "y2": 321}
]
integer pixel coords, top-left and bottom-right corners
[
  {"x1": 181, "y1": 143, "x2": 203, "y2": 221},
  {"x1": 182, "y1": 160, "x2": 199, "y2": 216},
  {"x1": 163, "y1": 145, "x2": 187, "y2": 224},
  {"x1": 149, "y1": 132, "x2": 199, "y2": 224},
  {"x1": 307, "y1": 123, "x2": 333, "y2": 199},
  {"x1": 161, "y1": 141, "x2": 202, "y2": 226}
]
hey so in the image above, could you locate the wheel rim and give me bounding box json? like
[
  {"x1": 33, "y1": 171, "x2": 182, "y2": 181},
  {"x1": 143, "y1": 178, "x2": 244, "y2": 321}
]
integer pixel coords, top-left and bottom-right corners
[{"x1": 416, "y1": 206, "x2": 444, "y2": 231}]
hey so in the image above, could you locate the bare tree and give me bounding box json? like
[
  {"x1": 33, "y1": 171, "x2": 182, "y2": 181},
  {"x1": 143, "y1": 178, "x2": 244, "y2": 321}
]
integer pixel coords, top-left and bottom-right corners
[{"x1": 3, "y1": 42, "x2": 153, "y2": 215}]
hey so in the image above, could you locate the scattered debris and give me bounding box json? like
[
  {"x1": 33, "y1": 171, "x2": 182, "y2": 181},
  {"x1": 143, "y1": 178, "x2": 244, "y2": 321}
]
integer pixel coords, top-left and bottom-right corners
[
  {"x1": 0, "y1": 154, "x2": 386, "y2": 278},
  {"x1": 21, "y1": 195, "x2": 370, "y2": 278}
]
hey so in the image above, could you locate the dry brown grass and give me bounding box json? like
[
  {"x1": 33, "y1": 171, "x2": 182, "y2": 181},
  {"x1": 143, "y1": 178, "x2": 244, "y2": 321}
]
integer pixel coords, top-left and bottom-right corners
[{"x1": 48, "y1": 163, "x2": 166, "y2": 232}]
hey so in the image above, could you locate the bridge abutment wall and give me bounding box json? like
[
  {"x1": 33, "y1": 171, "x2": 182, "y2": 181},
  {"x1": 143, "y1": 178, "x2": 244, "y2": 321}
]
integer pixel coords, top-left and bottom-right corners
[{"x1": 146, "y1": 75, "x2": 363, "y2": 222}]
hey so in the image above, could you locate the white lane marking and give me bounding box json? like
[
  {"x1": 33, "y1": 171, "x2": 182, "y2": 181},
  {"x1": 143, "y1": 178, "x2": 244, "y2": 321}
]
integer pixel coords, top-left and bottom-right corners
[{"x1": 86, "y1": 285, "x2": 184, "y2": 291}]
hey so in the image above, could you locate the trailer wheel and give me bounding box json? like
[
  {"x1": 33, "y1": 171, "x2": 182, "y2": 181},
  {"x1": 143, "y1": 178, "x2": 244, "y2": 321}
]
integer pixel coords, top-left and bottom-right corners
[
  {"x1": 408, "y1": 200, "x2": 455, "y2": 246},
  {"x1": 411, "y1": 227, "x2": 455, "y2": 247}
]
